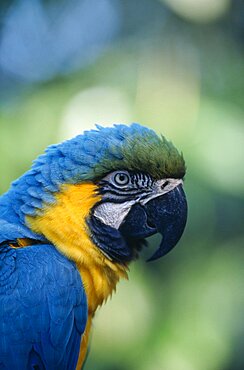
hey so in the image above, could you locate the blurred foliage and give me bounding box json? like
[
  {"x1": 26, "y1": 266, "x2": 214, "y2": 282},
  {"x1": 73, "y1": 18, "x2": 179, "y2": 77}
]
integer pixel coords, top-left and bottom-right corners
[{"x1": 0, "y1": 1, "x2": 244, "y2": 369}]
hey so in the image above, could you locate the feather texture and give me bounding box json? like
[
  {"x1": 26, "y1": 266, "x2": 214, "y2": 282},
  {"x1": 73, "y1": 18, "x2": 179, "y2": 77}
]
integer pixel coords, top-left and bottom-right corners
[
  {"x1": 0, "y1": 124, "x2": 185, "y2": 222},
  {"x1": 0, "y1": 123, "x2": 185, "y2": 368},
  {"x1": 0, "y1": 242, "x2": 87, "y2": 369}
]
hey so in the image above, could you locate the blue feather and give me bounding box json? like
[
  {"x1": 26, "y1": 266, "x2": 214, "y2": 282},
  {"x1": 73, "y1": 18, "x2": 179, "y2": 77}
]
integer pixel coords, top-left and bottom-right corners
[
  {"x1": 0, "y1": 123, "x2": 177, "y2": 368},
  {"x1": 0, "y1": 123, "x2": 164, "y2": 220},
  {"x1": 0, "y1": 243, "x2": 87, "y2": 369}
]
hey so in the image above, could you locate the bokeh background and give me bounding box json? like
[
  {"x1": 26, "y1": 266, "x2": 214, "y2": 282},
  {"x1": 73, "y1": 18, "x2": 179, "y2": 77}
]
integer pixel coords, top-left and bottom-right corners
[{"x1": 0, "y1": 1, "x2": 244, "y2": 369}]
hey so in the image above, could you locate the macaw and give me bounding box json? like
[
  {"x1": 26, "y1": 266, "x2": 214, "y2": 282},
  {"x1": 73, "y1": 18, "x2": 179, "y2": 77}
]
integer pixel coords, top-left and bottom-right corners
[{"x1": 0, "y1": 123, "x2": 187, "y2": 369}]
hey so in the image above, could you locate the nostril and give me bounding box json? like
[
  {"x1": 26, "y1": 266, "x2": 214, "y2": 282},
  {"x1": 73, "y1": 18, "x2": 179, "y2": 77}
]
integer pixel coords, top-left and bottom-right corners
[{"x1": 161, "y1": 180, "x2": 169, "y2": 189}]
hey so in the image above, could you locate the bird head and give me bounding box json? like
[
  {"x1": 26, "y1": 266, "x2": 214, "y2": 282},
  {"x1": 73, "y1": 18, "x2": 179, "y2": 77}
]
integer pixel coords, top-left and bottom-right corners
[
  {"x1": 5, "y1": 123, "x2": 187, "y2": 264},
  {"x1": 91, "y1": 171, "x2": 187, "y2": 262}
]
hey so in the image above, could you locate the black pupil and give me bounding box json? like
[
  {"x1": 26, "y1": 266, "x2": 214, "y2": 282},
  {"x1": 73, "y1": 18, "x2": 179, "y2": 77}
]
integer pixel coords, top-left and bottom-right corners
[
  {"x1": 115, "y1": 173, "x2": 128, "y2": 185},
  {"x1": 119, "y1": 174, "x2": 126, "y2": 182}
]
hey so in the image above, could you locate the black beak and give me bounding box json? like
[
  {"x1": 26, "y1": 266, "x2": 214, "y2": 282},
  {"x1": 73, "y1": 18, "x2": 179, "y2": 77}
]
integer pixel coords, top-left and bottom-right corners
[{"x1": 119, "y1": 185, "x2": 187, "y2": 261}]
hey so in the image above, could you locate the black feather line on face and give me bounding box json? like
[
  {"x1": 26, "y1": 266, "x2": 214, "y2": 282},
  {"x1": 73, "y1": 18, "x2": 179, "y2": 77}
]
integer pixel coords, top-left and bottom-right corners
[
  {"x1": 86, "y1": 213, "x2": 145, "y2": 263},
  {"x1": 96, "y1": 171, "x2": 154, "y2": 203}
]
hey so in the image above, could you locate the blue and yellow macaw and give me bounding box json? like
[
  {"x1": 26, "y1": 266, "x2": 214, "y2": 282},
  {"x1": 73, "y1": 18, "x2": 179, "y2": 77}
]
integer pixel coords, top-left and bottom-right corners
[{"x1": 0, "y1": 123, "x2": 187, "y2": 369}]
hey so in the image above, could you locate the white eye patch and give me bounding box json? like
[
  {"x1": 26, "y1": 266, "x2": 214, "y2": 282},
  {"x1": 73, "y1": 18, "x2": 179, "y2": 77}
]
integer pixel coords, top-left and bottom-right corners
[
  {"x1": 93, "y1": 200, "x2": 136, "y2": 229},
  {"x1": 141, "y1": 178, "x2": 183, "y2": 205},
  {"x1": 93, "y1": 178, "x2": 183, "y2": 230}
]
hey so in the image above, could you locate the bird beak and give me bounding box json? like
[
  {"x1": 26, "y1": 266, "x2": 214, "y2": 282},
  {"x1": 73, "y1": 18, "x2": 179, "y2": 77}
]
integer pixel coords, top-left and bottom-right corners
[{"x1": 119, "y1": 185, "x2": 187, "y2": 261}]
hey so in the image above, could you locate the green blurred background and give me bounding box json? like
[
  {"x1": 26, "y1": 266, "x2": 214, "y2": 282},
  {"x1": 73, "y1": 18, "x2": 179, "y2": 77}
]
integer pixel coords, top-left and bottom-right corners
[{"x1": 0, "y1": 1, "x2": 244, "y2": 369}]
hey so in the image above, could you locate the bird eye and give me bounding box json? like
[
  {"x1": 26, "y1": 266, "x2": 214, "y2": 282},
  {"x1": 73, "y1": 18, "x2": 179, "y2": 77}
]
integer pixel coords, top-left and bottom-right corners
[{"x1": 114, "y1": 172, "x2": 130, "y2": 186}]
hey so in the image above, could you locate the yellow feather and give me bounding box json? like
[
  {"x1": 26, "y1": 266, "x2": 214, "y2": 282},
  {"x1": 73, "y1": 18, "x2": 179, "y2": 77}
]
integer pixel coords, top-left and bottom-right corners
[{"x1": 27, "y1": 182, "x2": 128, "y2": 367}]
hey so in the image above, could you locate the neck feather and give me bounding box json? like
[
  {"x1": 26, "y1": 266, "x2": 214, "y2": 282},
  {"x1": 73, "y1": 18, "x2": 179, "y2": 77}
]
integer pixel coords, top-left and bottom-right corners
[{"x1": 27, "y1": 183, "x2": 128, "y2": 314}]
